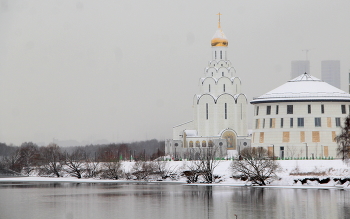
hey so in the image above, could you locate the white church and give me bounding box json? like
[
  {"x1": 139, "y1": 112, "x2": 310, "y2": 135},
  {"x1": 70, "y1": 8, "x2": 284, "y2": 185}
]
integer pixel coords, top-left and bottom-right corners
[
  {"x1": 165, "y1": 17, "x2": 251, "y2": 159},
  {"x1": 165, "y1": 17, "x2": 350, "y2": 159}
]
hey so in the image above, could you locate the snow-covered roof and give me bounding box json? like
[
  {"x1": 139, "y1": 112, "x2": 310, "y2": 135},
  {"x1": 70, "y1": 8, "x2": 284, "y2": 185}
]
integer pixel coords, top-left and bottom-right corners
[
  {"x1": 184, "y1": 130, "x2": 198, "y2": 137},
  {"x1": 251, "y1": 73, "x2": 350, "y2": 104}
]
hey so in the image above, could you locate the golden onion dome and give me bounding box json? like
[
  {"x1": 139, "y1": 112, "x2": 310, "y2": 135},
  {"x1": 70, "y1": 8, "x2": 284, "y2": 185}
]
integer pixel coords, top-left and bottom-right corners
[{"x1": 211, "y1": 27, "x2": 228, "y2": 47}]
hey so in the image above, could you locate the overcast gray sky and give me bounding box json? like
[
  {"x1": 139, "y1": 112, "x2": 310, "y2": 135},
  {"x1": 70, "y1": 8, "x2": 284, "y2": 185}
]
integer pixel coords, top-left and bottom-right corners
[{"x1": 1, "y1": 0, "x2": 350, "y2": 146}]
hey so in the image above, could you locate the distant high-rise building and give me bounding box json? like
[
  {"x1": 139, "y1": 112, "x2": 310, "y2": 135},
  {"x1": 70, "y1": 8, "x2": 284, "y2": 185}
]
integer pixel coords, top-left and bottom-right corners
[
  {"x1": 321, "y1": 60, "x2": 340, "y2": 89},
  {"x1": 348, "y1": 70, "x2": 350, "y2": 93},
  {"x1": 291, "y1": 60, "x2": 310, "y2": 79}
]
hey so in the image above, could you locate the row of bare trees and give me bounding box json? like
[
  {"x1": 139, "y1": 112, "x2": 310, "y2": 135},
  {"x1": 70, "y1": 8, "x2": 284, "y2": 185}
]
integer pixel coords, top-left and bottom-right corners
[
  {"x1": 0, "y1": 142, "x2": 177, "y2": 180},
  {"x1": 0, "y1": 141, "x2": 284, "y2": 185}
]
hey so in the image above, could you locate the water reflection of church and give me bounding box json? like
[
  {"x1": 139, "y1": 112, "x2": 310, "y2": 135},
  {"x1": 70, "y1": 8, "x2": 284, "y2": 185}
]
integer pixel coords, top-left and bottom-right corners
[{"x1": 165, "y1": 16, "x2": 251, "y2": 158}]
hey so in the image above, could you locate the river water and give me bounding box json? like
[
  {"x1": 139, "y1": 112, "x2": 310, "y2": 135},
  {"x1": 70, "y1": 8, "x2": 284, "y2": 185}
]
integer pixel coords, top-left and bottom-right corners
[{"x1": 0, "y1": 182, "x2": 349, "y2": 219}]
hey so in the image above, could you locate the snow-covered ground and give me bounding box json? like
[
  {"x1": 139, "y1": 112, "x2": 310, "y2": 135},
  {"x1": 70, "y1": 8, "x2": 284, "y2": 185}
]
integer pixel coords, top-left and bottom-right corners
[{"x1": 1, "y1": 160, "x2": 349, "y2": 189}]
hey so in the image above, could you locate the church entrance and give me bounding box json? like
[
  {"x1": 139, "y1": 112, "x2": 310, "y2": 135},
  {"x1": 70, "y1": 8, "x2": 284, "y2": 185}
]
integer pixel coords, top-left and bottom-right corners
[{"x1": 221, "y1": 130, "x2": 237, "y2": 150}]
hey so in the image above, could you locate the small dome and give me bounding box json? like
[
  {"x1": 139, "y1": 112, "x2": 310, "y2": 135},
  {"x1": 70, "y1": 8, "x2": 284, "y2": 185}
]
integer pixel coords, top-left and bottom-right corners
[{"x1": 211, "y1": 29, "x2": 228, "y2": 47}]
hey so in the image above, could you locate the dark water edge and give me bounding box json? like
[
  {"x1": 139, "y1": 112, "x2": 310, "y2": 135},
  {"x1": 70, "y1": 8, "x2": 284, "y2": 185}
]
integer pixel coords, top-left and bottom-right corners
[{"x1": 0, "y1": 182, "x2": 349, "y2": 219}]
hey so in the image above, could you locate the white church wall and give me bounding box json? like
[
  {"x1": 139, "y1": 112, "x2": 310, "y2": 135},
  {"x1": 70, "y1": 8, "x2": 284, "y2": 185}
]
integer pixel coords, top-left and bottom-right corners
[
  {"x1": 216, "y1": 94, "x2": 236, "y2": 133},
  {"x1": 232, "y1": 77, "x2": 241, "y2": 94},
  {"x1": 216, "y1": 77, "x2": 231, "y2": 95}
]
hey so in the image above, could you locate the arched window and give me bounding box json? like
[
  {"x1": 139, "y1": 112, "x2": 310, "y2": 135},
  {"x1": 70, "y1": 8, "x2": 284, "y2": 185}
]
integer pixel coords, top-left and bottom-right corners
[
  {"x1": 189, "y1": 141, "x2": 193, "y2": 148},
  {"x1": 208, "y1": 140, "x2": 213, "y2": 147},
  {"x1": 202, "y1": 141, "x2": 207, "y2": 147},
  {"x1": 195, "y1": 141, "x2": 200, "y2": 147}
]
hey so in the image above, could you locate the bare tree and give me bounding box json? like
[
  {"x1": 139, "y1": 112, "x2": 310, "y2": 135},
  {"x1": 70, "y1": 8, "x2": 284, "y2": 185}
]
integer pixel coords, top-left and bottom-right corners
[
  {"x1": 197, "y1": 146, "x2": 220, "y2": 183},
  {"x1": 4, "y1": 149, "x2": 22, "y2": 173},
  {"x1": 65, "y1": 148, "x2": 86, "y2": 179},
  {"x1": 152, "y1": 160, "x2": 176, "y2": 180},
  {"x1": 286, "y1": 146, "x2": 298, "y2": 159},
  {"x1": 100, "y1": 161, "x2": 122, "y2": 180},
  {"x1": 335, "y1": 115, "x2": 350, "y2": 160},
  {"x1": 18, "y1": 142, "x2": 40, "y2": 174},
  {"x1": 183, "y1": 161, "x2": 202, "y2": 183},
  {"x1": 131, "y1": 161, "x2": 157, "y2": 181},
  {"x1": 2, "y1": 142, "x2": 40, "y2": 174},
  {"x1": 39, "y1": 143, "x2": 64, "y2": 177},
  {"x1": 84, "y1": 159, "x2": 100, "y2": 178},
  {"x1": 183, "y1": 146, "x2": 220, "y2": 183},
  {"x1": 231, "y1": 147, "x2": 281, "y2": 186}
]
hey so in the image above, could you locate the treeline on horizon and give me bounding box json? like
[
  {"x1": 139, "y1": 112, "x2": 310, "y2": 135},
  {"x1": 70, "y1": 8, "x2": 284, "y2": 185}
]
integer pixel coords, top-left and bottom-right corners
[{"x1": 0, "y1": 139, "x2": 165, "y2": 173}]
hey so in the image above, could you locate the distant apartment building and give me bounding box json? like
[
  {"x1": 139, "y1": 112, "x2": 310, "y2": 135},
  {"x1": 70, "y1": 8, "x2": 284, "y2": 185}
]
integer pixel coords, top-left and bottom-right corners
[
  {"x1": 291, "y1": 60, "x2": 310, "y2": 79},
  {"x1": 321, "y1": 60, "x2": 340, "y2": 89}
]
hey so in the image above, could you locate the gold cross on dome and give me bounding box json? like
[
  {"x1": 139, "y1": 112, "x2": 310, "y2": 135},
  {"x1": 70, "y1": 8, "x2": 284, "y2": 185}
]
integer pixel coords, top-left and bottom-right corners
[{"x1": 217, "y1": 12, "x2": 222, "y2": 28}]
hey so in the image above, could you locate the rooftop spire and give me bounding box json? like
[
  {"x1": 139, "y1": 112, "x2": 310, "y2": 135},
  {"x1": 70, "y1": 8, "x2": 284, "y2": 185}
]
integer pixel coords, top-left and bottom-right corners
[
  {"x1": 211, "y1": 13, "x2": 228, "y2": 47},
  {"x1": 217, "y1": 12, "x2": 222, "y2": 28}
]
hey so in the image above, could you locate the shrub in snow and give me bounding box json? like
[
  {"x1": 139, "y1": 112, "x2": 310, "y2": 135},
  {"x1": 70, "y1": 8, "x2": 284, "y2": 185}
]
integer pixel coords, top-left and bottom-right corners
[{"x1": 231, "y1": 148, "x2": 281, "y2": 186}]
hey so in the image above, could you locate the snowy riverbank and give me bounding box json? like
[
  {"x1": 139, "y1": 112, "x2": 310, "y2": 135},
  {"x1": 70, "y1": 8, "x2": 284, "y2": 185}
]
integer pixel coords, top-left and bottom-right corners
[{"x1": 1, "y1": 160, "x2": 349, "y2": 189}]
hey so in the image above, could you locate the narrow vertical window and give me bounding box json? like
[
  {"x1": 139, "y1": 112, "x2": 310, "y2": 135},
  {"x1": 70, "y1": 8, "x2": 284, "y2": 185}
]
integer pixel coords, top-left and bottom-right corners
[
  {"x1": 315, "y1": 117, "x2": 321, "y2": 127},
  {"x1": 225, "y1": 103, "x2": 227, "y2": 119},
  {"x1": 263, "y1": 119, "x2": 265, "y2": 128},
  {"x1": 220, "y1": 51, "x2": 222, "y2": 59},
  {"x1": 336, "y1": 117, "x2": 341, "y2": 127},
  {"x1": 281, "y1": 118, "x2": 284, "y2": 128},
  {"x1": 256, "y1": 106, "x2": 259, "y2": 116},
  {"x1": 290, "y1": 118, "x2": 293, "y2": 128},
  {"x1": 308, "y1": 105, "x2": 311, "y2": 114},
  {"x1": 223, "y1": 84, "x2": 226, "y2": 92},
  {"x1": 209, "y1": 84, "x2": 210, "y2": 92},
  {"x1": 341, "y1": 105, "x2": 346, "y2": 114},
  {"x1": 215, "y1": 51, "x2": 217, "y2": 59},
  {"x1": 206, "y1": 103, "x2": 208, "y2": 120},
  {"x1": 276, "y1": 105, "x2": 279, "y2": 115},
  {"x1": 287, "y1": 105, "x2": 293, "y2": 114},
  {"x1": 321, "y1": 104, "x2": 324, "y2": 114},
  {"x1": 255, "y1": 119, "x2": 259, "y2": 129},
  {"x1": 222, "y1": 72, "x2": 224, "y2": 76},
  {"x1": 297, "y1": 118, "x2": 304, "y2": 127},
  {"x1": 266, "y1": 106, "x2": 271, "y2": 115},
  {"x1": 269, "y1": 118, "x2": 273, "y2": 128}
]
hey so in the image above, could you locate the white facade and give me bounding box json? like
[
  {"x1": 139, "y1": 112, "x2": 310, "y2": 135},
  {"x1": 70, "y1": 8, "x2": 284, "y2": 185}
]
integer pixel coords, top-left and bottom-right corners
[
  {"x1": 251, "y1": 73, "x2": 350, "y2": 158},
  {"x1": 322, "y1": 60, "x2": 340, "y2": 89},
  {"x1": 165, "y1": 23, "x2": 250, "y2": 159}
]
